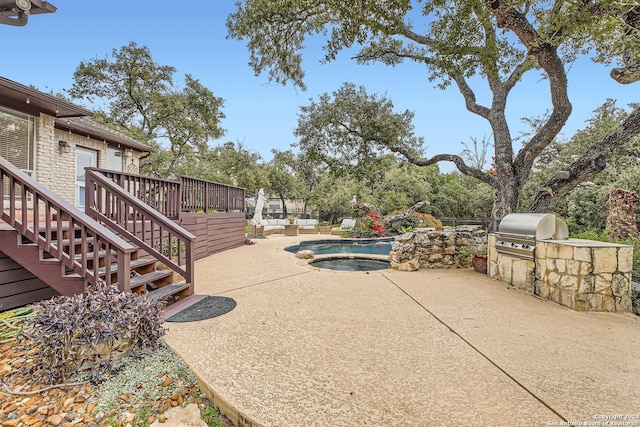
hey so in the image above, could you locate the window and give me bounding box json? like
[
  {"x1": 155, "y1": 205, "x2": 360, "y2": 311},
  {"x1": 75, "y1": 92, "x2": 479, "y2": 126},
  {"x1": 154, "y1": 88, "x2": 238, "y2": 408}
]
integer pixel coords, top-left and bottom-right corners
[
  {"x1": 0, "y1": 106, "x2": 35, "y2": 176},
  {"x1": 76, "y1": 147, "x2": 97, "y2": 207}
]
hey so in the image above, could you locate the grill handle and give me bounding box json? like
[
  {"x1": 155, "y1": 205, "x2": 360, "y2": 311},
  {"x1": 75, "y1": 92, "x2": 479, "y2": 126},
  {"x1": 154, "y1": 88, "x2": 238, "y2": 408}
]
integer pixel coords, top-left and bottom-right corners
[{"x1": 495, "y1": 232, "x2": 535, "y2": 240}]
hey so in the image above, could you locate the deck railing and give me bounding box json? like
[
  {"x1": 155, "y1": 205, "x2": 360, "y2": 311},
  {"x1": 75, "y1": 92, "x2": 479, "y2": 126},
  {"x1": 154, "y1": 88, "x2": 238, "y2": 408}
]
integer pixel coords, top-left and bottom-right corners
[
  {"x1": 0, "y1": 157, "x2": 136, "y2": 291},
  {"x1": 91, "y1": 168, "x2": 181, "y2": 220},
  {"x1": 95, "y1": 169, "x2": 246, "y2": 217},
  {"x1": 86, "y1": 169, "x2": 195, "y2": 290},
  {"x1": 179, "y1": 176, "x2": 245, "y2": 213}
]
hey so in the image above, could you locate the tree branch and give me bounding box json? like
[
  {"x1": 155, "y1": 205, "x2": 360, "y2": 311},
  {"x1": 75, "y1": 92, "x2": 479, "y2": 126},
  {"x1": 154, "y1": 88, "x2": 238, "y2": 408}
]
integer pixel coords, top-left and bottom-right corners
[
  {"x1": 451, "y1": 74, "x2": 491, "y2": 119},
  {"x1": 381, "y1": 201, "x2": 431, "y2": 226},
  {"x1": 611, "y1": 5, "x2": 640, "y2": 84},
  {"x1": 487, "y1": 1, "x2": 572, "y2": 183},
  {"x1": 504, "y1": 56, "x2": 536, "y2": 92},
  {"x1": 389, "y1": 144, "x2": 496, "y2": 186},
  {"x1": 528, "y1": 106, "x2": 640, "y2": 212}
]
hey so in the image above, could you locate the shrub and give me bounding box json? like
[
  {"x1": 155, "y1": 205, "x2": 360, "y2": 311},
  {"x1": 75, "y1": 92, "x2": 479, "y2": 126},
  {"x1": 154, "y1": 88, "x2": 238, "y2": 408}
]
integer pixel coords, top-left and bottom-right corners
[
  {"x1": 22, "y1": 282, "x2": 166, "y2": 384},
  {"x1": 352, "y1": 211, "x2": 386, "y2": 237},
  {"x1": 385, "y1": 210, "x2": 443, "y2": 235}
]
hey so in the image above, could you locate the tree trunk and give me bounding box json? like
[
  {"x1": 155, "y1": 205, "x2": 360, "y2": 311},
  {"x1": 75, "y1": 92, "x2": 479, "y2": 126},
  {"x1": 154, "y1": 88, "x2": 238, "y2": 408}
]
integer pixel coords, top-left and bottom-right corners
[
  {"x1": 489, "y1": 183, "x2": 520, "y2": 232},
  {"x1": 381, "y1": 201, "x2": 431, "y2": 226}
]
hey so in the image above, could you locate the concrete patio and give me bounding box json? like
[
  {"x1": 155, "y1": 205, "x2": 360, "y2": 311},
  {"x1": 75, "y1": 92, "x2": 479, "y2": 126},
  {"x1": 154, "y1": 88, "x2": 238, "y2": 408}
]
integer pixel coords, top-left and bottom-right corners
[{"x1": 162, "y1": 234, "x2": 640, "y2": 427}]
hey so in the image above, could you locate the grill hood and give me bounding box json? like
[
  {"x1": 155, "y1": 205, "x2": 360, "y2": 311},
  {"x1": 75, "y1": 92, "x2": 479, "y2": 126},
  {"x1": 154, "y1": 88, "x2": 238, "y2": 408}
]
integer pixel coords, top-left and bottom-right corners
[{"x1": 497, "y1": 213, "x2": 568, "y2": 240}]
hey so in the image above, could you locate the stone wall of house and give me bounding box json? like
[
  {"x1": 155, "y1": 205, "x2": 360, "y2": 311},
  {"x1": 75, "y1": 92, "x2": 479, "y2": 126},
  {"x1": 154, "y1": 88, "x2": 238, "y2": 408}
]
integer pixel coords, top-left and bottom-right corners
[
  {"x1": 34, "y1": 112, "x2": 141, "y2": 207},
  {"x1": 488, "y1": 234, "x2": 633, "y2": 313},
  {"x1": 36, "y1": 114, "x2": 75, "y2": 204},
  {"x1": 390, "y1": 227, "x2": 487, "y2": 271}
]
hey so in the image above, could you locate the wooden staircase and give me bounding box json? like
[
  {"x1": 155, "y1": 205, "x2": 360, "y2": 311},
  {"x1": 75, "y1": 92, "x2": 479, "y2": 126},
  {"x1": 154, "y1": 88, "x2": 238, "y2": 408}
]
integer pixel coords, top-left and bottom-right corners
[
  {"x1": 0, "y1": 220, "x2": 194, "y2": 307},
  {"x1": 0, "y1": 156, "x2": 198, "y2": 314}
]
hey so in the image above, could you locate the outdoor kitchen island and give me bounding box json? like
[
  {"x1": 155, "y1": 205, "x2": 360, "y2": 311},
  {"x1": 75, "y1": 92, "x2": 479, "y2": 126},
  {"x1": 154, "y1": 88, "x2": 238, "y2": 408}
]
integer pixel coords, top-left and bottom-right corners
[{"x1": 488, "y1": 215, "x2": 633, "y2": 313}]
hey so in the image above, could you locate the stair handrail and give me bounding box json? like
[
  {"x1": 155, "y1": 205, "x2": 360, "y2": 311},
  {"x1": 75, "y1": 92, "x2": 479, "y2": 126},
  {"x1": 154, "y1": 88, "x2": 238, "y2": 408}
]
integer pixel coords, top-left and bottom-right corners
[
  {"x1": 0, "y1": 156, "x2": 136, "y2": 291},
  {"x1": 90, "y1": 168, "x2": 182, "y2": 220},
  {"x1": 85, "y1": 169, "x2": 195, "y2": 289}
]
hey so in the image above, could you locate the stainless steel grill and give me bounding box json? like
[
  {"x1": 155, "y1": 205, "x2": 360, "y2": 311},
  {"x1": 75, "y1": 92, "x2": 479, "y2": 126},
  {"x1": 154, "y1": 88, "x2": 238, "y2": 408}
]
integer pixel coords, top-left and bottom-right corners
[{"x1": 495, "y1": 213, "x2": 568, "y2": 260}]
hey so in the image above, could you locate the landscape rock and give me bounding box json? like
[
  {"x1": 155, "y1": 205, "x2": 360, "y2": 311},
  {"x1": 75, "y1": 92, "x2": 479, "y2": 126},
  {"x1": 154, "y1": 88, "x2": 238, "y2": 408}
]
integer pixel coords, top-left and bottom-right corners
[
  {"x1": 149, "y1": 403, "x2": 207, "y2": 427},
  {"x1": 296, "y1": 250, "x2": 314, "y2": 259},
  {"x1": 391, "y1": 229, "x2": 487, "y2": 270}
]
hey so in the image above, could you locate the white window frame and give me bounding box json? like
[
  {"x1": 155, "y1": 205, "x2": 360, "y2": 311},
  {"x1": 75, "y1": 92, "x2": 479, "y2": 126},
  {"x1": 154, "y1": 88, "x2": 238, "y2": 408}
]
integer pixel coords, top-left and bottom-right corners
[
  {"x1": 76, "y1": 147, "x2": 97, "y2": 207},
  {"x1": 0, "y1": 106, "x2": 36, "y2": 177}
]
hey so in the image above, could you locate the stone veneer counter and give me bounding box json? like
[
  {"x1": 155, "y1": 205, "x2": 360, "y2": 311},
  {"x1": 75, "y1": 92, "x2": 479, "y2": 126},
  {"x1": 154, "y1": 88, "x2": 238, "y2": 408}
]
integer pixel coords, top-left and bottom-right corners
[{"x1": 489, "y1": 235, "x2": 633, "y2": 313}]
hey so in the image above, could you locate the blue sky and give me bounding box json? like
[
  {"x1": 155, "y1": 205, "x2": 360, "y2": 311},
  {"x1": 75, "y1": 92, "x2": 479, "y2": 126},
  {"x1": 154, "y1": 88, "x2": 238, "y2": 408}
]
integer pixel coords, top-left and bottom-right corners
[{"x1": 2, "y1": 1, "x2": 637, "y2": 172}]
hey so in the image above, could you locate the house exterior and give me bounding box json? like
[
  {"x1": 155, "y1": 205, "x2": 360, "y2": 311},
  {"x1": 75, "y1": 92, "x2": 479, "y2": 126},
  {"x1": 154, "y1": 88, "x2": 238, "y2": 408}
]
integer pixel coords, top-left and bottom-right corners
[
  {"x1": 0, "y1": 77, "x2": 245, "y2": 312},
  {"x1": 0, "y1": 77, "x2": 152, "y2": 209}
]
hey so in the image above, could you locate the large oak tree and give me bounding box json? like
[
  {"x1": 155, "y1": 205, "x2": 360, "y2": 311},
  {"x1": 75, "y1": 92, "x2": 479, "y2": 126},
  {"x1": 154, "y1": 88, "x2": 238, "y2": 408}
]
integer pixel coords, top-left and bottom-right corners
[
  {"x1": 227, "y1": 0, "x2": 640, "y2": 230},
  {"x1": 68, "y1": 42, "x2": 226, "y2": 178}
]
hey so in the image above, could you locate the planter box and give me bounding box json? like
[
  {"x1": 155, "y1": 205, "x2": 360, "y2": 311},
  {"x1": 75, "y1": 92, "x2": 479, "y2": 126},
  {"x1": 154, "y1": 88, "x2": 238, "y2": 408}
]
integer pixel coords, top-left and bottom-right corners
[{"x1": 319, "y1": 226, "x2": 331, "y2": 234}]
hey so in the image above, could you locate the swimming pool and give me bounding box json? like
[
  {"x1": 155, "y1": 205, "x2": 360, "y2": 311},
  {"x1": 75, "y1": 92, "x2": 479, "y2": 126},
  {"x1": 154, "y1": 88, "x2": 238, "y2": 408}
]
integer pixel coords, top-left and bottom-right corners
[
  {"x1": 285, "y1": 238, "x2": 393, "y2": 256},
  {"x1": 309, "y1": 257, "x2": 390, "y2": 271}
]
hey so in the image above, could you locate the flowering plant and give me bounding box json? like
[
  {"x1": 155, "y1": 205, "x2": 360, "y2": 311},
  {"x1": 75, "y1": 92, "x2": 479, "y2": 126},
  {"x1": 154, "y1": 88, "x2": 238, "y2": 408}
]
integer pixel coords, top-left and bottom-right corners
[
  {"x1": 487, "y1": 156, "x2": 497, "y2": 177},
  {"x1": 354, "y1": 211, "x2": 386, "y2": 237}
]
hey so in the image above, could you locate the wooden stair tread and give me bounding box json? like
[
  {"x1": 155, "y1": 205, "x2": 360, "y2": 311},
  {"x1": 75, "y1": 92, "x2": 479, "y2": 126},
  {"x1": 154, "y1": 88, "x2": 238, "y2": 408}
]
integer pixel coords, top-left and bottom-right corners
[
  {"x1": 148, "y1": 283, "x2": 189, "y2": 300},
  {"x1": 74, "y1": 249, "x2": 116, "y2": 260},
  {"x1": 127, "y1": 269, "x2": 174, "y2": 288},
  {"x1": 96, "y1": 257, "x2": 156, "y2": 275},
  {"x1": 55, "y1": 237, "x2": 95, "y2": 246}
]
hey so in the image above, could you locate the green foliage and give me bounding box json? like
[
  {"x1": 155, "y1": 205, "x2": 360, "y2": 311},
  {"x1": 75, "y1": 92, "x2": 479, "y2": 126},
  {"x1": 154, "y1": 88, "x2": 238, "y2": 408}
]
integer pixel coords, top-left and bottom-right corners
[
  {"x1": 352, "y1": 211, "x2": 386, "y2": 238},
  {"x1": 91, "y1": 341, "x2": 202, "y2": 420},
  {"x1": 206, "y1": 141, "x2": 269, "y2": 195},
  {"x1": 155, "y1": 239, "x2": 186, "y2": 258},
  {"x1": 69, "y1": 42, "x2": 225, "y2": 179},
  {"x1": 202, "y1": 405, "x2": 224, "y2": 427},
  {"x1": 294, "y1": 83, "x2": 423, "y2": 178},
  {"x1": 313, "y1": 175, "x2": 366, "y2": 223},
  {"x1": 22, "y1": 283, "x2": 165, "y2": 384},
  {"x1": 455, "y1": 244, "x2": 474, "y2": 265},
  {"x1": 0, "y1": 307, "x2": 34, "y2": 344},
  {"x1": 229, "y1": 0, "x2": 640, "y2": 232},
  {"x1": 375, "y1": 163, "x2": 434, "y2": 215},
  {"x1": 429, "y1": 172, "x2": 495, "y2": 219},
  {"x1": 523, "y1": 100, "x2": 640, "y2": 233},
  {"x1": 267, "y1": 149, "x2": 303, "y2": 217},
  {"x1": 385, "y1": 210, "x2": 443, "y2": 235},
  {"x1": 228, "y1": 0, "x2": 634, "y2": 89}
]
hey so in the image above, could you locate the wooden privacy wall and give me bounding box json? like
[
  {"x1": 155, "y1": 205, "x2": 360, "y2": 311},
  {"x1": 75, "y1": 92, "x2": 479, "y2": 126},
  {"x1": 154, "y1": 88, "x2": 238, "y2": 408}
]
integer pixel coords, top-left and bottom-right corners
[
  {"x1": 0, "y1": 249, "x2": 58, "y2": 311},
  {"x1": 180, "y1": 212, "x2": 246, "y2": 260}
]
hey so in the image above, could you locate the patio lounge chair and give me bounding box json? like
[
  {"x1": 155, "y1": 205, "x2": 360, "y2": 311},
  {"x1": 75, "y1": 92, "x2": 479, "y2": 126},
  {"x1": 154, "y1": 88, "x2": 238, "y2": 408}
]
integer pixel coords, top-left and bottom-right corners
[
  {"x1": 296, "y1": 218, "x2": 319, "y2": 234},
  {"x1": 331, "y1": 218, "x2": 356, "y2": 235}
]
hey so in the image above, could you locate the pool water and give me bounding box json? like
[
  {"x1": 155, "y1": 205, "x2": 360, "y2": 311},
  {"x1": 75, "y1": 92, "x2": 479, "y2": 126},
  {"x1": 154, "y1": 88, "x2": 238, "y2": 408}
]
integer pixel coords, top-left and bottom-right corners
[
  {"x1": 309, "y1": 257, "x2": 390, "y2": 271},
  {"x1": 285, "y1": 238, "x2": 393, "y2": 255}
]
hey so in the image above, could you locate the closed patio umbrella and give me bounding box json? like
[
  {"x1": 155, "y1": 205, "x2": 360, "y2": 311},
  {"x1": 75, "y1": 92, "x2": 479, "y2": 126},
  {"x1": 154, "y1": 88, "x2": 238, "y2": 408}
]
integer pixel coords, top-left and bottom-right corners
[{"x1": 251, "y1": 188, "x2": 265, "y2": 226}]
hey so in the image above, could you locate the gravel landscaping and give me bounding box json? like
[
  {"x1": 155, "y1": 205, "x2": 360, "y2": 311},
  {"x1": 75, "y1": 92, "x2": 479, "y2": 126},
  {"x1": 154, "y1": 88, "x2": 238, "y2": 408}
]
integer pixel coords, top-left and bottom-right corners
[{"x1": 0, "y1": 332, "x2": 232, "y2": 427}]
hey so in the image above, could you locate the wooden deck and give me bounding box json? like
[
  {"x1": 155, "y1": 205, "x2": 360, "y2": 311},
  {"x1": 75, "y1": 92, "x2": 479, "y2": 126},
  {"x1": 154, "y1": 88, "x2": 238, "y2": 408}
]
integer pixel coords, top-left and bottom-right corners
[
  {"x1": 0, "y1": 249, "x2": 58, "y2": 311},
  {"x1": 0, "y1": 163, "x2": 247, "y2": 312}
]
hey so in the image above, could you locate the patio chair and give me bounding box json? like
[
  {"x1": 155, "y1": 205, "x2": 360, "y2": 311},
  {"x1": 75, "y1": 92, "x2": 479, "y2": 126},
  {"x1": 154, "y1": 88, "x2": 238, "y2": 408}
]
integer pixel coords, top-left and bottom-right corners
[{"x1": 331, "y1": 218, "x2": 356, "y2": 235}]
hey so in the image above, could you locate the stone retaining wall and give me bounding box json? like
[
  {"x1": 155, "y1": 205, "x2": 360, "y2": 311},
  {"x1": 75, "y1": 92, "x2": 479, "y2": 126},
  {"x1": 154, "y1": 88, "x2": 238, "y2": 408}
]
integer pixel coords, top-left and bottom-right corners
[{"x1": 390, "y1": 227, "x2": 487, "y2": 271}]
